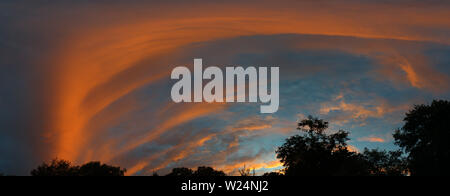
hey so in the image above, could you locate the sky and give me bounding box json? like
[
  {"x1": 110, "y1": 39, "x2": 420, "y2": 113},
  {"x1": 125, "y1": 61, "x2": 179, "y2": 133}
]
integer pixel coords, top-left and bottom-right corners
[{"x1": 1, "y1": 0, "x2": 450, "y2": 175}]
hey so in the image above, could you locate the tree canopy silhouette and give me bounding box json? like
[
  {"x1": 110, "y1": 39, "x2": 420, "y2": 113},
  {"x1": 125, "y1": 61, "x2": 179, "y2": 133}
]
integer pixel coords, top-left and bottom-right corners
[
  {"x1": 276, "y1": 116, "x2": 369, "y2": 176},
  {"x1": 394, "y1": 100, "x2": 450, "y2": 176},
  {"x1": 166, "y1": 166, "x2": 226, "y2": 177},
  {"x1": 78, "y1": 161, "x2": 126, "y2": 176},
  {"x1": 31, "y1": 159, "x2": 79, "y2": 176},
  {"x1": 166, "y1": 167, "x2": 194, "y2": 176},
  {"x1": 362, "y1": 148, "x2": 407, "y2": 176},
  {"x1": 31, "y1": 159, "x2": 126, "y2": 176},
  {"x1": 262, "y1": 172, "x2": 284, "y2": 176},
  {"x1": 276, "y1": 116, "x2": 408, "y2": 176}
]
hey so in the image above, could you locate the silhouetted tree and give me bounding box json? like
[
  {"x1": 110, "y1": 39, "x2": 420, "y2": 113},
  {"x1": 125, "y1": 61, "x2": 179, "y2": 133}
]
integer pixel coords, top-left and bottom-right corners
[
  {"x1": 362, "y1": 148, "x2": 408, "y2": 176},
  {"x1": 262, "y1": 172, "x2": 284, "y2": 177},
  {"x1": 166, "y1": 167, "x2": 226, "y2": 177},
  {"x1": 31, "y1": 159, "x2": 79, "y2": 176},
  {"x1": 166, "y1": 167, "x2": 194, "y2": 177},
  {"x1": 394, "y1": 100, "x2": 450, "y2": 176},
  {"x1": 78, "y1": 161, "x2": 126, "y2": 176},
  {"x1": 238, "y1": 165, "x2": 256, "y2": 176},
  {"x1": 276, "y1": 116, "x2": 369, "y2": 176},
  {"x1": 194, "y1": 166, "x2": 226, "y2": 176},
  {"x1": 31, "y1": 159, "x2": 126, "y2": 176}
]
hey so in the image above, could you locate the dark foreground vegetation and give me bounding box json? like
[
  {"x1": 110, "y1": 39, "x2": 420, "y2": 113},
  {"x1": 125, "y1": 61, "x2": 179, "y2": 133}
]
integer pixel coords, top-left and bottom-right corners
[
  {"x1": 3, "y1": 100, "x2": 450, "y2": 176},
  {"x1": 30, "y1": 159, "x2": 126, "y2": 176}
]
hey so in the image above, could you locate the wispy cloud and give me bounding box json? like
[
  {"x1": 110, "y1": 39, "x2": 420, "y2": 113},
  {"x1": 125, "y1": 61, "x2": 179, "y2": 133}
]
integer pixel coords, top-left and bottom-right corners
[
  {"x1": 1, "y1": 0, "x2": 450, "y2": 175},
  {"x1": 357, "y1": 137, "x2": 386, "y2": 143}
]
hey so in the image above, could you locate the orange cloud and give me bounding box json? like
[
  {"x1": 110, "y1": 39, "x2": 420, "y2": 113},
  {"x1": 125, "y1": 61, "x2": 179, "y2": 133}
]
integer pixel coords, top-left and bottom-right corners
[
  {"x1": 106, "y1": 103, "x2": 226, "y2": 162},
  {"x1": 346, "y1": 145, "x2": 360, "y2": 153},
  {"x1": 320, "y1": 100, "x2": 385, "y2": 121},
  {"x1": 357, "y1": 137, "x2": 386, "y2": 143},
  {"x1": 230, "y1": 116, "x2": 276, "y2": 132},
  {"x1": 219, "y1": 160, "x2": 283, "y2": 175},
  {"x1": 319, "y1": 95, "x2": 411, "y2": 126}
]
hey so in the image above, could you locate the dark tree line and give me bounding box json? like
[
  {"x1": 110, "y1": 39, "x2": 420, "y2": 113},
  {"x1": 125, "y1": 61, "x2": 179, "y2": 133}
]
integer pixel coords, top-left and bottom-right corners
[
  {"x1": 31, "y1": 159, "x2": 126, "y2": 176},
  {"x1": 165, "y1": 166, "x2": 226, "y2": 177},
  {"x1": 2, "y1": 100, "x2": 448, "y2": 176}
]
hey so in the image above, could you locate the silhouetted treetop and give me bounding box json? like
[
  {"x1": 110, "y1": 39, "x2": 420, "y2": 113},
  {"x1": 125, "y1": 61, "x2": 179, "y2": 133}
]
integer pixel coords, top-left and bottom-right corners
[
  {"x1": 31, "y1": 159, "x2": 79, "y2": 176},
  {"x1": 79, "y1": 161, "x2": 126, "y2": 176},
  {"x1": 362, "y1": 148, "x2": 408, "y2": 176},
  {"x1": 238, "y1": 165, "x2": 256, "y2": 176},
  {"x1": 31, "y1": 159, "x2": 126, "y2": 176},
  {"x1": 298, "y1": 116, "x2": 329, "y2": 134},
  {"x1": 166, "y1": 167, "x2": 194, "y2": 177},
  {"x1": 166, "y1": 166, "x2": 226, "y2": 177},
  {"x1": 262, "y1": 172, "x2": 284, "y2": 177},
  {"x1": 194, "y1": 166, "x2": 226, "y2": 177},
  {"x1": 277, "y1": 116, "x2": 410, "y2": 176},
  {"x1": 277, "y1": 116, "x2": 368, "y2": 176},
  {"x1": 394, "y1": 100, "x2": 450, "y2": 176}
]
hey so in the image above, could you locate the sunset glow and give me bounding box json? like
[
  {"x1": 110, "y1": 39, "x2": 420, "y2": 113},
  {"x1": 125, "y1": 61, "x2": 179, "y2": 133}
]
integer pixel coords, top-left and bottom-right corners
[{"x1": 1, "y1": 0, "x2": 450, "y2": 176}]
